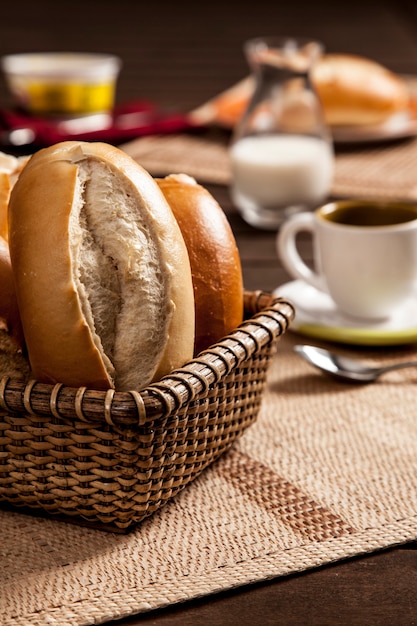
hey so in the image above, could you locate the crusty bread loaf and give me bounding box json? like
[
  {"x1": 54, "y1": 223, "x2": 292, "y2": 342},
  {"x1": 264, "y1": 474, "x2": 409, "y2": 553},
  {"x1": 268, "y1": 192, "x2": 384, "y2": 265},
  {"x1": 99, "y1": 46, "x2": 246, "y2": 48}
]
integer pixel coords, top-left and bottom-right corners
[
  {"x1": 8, "y1": 141, "x2": 195, "y2": 391},
  {"x1": 0, "y1": 235, "x2": 30, "y2": 380},
  {"x1": 156, "y1": 174, "x2": 244, "y2": 355},
  {"x1": 312, "y1": 54, "x2": 409, "y2": 126}
]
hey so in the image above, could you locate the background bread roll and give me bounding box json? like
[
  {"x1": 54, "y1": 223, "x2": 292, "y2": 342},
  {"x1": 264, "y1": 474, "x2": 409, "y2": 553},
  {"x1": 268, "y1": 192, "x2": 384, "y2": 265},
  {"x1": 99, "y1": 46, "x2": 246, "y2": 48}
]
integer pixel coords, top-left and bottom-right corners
[
  {"x1": 8, "y1": 141, "x2": 195, "y2": 391},
  {"x1": 312, "y1": 54, "x2": 409, "y2": 126},
  {"x1": 157, "y1": 174, "x2": 244, "y2": 355}
]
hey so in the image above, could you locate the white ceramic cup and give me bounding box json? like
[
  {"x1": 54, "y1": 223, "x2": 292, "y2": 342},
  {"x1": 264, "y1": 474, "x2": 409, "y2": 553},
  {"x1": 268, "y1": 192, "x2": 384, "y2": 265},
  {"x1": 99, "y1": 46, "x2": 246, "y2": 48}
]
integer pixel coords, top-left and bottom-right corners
[{"x1": 277, "y1": 200, "x2": 417, "y2": 320}]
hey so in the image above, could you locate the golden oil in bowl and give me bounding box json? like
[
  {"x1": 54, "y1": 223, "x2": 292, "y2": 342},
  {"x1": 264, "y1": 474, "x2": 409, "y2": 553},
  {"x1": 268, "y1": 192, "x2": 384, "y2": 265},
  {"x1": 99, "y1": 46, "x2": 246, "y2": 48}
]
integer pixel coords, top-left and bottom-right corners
[{"x1": 2, "y1": 52, "x2": 122, "y2": 116}]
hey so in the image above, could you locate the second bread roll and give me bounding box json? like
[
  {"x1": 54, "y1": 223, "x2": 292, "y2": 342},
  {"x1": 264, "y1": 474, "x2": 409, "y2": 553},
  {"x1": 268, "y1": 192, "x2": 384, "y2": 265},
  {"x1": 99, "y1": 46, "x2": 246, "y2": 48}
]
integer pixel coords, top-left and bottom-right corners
[{"x1": 157, "y1": 174, "x2": 244, "y2": 355}]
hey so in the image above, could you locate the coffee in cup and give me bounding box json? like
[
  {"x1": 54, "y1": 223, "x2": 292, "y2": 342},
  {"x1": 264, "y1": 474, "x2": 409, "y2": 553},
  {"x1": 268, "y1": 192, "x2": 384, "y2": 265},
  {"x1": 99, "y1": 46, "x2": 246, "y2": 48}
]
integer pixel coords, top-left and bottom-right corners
[{"x1": 277, "y1": 200, "x2": 417, "y2": 319}]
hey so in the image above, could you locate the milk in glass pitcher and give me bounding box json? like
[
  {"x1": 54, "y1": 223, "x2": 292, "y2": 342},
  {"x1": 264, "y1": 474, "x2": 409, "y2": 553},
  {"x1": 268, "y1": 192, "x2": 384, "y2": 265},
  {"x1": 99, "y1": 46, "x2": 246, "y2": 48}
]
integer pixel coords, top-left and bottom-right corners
[{"x1": 230, "y1": 37, "x2": 334, "y2": 230}]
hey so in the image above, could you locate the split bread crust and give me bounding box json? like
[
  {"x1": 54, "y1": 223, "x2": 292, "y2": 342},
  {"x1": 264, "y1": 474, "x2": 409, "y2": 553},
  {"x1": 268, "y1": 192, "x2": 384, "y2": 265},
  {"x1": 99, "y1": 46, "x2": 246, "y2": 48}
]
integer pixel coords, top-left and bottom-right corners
[{"x1": 8, "y1": 141, "x2": 195, "y2": 391}]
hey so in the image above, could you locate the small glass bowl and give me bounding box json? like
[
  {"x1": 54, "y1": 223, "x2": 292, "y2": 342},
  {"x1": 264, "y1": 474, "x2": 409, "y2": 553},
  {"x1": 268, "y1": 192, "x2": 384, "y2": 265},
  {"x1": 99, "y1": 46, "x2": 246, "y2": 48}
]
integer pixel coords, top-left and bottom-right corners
[{"x1": 1, "y1": 52, "x2": 122, "y2": 116}]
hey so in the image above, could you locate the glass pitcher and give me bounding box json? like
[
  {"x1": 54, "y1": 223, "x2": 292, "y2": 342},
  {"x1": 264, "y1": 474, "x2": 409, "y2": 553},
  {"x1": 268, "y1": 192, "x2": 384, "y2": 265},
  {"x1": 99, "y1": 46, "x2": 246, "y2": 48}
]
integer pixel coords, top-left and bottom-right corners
[{"x1": 229, "y1": 37, "x2": 334, "y2": 230}]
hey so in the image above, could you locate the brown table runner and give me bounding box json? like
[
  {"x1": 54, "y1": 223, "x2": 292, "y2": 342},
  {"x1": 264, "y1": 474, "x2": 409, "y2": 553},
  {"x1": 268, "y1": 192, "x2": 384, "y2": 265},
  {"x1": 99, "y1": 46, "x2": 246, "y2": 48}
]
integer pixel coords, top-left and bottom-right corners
[
  {"x1": 122, "y1": 131, "x2": 417, "y2": 201},
  {"x1": 3, "y1": 333, "x2": 417, "y2": 626}
]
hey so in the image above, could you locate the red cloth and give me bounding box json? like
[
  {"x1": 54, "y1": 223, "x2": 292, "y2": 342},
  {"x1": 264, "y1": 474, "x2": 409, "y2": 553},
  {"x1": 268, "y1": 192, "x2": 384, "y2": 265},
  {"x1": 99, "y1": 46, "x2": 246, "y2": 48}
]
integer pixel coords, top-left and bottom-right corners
[{"x1": 0, "y1": 100, "x2": 197, "y2": 149}]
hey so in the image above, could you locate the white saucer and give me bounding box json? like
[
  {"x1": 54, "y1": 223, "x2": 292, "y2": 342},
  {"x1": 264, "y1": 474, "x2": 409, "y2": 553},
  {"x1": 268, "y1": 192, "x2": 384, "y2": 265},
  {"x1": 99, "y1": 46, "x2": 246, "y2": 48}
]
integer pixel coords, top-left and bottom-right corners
[{"x1": 274, "y1": 280, "x2": 417, "y2": 346}]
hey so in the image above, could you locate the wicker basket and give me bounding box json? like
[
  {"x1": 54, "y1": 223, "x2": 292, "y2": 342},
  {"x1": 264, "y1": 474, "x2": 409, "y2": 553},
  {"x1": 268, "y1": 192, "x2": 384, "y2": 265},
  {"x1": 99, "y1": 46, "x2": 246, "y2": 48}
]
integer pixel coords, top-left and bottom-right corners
[{"x1": 0, "y1": 291, "x2": 294, "y2": 531}]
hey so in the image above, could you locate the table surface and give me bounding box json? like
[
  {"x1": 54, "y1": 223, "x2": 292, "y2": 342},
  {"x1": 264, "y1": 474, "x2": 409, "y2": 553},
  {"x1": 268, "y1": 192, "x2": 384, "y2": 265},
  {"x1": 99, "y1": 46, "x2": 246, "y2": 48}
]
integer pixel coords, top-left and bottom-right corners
[{"x1": 2, "y1": 1, "x2": 417, "y2": 624}]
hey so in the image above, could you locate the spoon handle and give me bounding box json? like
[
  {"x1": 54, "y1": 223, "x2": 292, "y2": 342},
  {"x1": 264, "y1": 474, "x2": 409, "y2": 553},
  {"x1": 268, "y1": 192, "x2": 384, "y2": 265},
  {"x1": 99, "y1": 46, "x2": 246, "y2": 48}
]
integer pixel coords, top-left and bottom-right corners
[{"x1": 378, "y1": 360, "x2": 417, "y2": 375}]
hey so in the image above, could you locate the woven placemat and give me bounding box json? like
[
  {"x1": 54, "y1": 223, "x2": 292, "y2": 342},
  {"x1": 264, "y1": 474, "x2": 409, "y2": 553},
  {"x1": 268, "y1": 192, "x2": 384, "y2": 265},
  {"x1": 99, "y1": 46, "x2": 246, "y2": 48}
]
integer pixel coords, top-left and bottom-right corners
[
  {"x1": 122, "y1": 131, "x2": 417, "y2": 201},
  {"x1": 3, "y1": 332, "x2": 417, "y2": 626},
  {"x1": 122, "y1": 131, "x2": 232, "y2": 185}
]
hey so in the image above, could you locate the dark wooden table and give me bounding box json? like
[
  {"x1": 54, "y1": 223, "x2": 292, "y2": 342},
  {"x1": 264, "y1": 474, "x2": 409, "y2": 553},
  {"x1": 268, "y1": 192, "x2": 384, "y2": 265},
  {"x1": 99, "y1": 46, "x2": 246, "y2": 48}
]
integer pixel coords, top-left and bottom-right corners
[{"x1": 2, "y1": 1, "x2": 417, "y2": 624}]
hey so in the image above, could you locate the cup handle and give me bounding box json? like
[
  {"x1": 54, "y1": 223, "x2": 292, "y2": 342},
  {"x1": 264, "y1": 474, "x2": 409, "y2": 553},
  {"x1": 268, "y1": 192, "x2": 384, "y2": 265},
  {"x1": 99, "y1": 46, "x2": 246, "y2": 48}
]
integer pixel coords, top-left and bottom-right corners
[{"x1": 276, "y1": 212, "x2": 326, "y2": 292}]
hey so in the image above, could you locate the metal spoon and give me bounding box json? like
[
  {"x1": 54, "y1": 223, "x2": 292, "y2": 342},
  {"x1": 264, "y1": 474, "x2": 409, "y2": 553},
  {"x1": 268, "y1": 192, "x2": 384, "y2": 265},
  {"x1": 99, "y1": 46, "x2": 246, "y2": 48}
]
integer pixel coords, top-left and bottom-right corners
[{"x1": 294, "y1": 344, "x2": 417, "y2": 383}]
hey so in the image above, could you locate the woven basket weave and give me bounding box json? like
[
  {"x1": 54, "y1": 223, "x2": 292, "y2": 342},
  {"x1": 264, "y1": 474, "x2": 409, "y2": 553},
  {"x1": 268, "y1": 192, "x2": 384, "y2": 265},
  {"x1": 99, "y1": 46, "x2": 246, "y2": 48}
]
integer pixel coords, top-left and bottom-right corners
[{"x1": 0, "y1": 291, "x2": 294, "y2": 531}]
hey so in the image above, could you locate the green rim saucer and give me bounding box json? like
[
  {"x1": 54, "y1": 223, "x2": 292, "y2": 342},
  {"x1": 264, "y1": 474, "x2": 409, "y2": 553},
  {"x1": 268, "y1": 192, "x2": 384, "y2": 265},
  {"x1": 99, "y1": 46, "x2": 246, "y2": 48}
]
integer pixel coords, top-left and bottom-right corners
[{"x1": 274, "y1": 280, "x2": 417, "y2": 347}]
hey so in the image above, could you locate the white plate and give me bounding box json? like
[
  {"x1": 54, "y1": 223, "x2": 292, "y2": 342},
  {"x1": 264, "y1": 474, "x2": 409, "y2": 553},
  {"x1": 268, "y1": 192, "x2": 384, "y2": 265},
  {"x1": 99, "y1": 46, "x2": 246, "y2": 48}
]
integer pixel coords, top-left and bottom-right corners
[
  {"x1": 331, "y1": 110, "x2": 417, "y2": 145},
  {"x1": 331, "y1": 74, "x2": 417, "y2": 145},
  {"x1": 274, "y1": 280, "x2": 417, "y2": 346},
  {"x1": 189, "y1": 75, "x2": 417, "y2": 146}
]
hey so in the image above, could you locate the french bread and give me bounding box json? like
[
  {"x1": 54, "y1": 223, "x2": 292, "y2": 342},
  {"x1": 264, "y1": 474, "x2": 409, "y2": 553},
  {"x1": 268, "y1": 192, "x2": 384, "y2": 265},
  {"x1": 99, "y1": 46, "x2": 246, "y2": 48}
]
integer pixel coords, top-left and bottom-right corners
[
  {"x1": 8, "y1": 141, "x2": 195, "y2": 391},
  {"x1": 156, "y1": 174, "x2": 244, "y2": 355}
]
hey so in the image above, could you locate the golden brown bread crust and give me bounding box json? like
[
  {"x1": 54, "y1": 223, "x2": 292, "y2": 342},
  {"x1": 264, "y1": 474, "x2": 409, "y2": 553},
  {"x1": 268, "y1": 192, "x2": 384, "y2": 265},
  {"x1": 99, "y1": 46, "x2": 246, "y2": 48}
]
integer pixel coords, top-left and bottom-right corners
[
  {"x1": 157, "y1": 174, "x2": 244, "y2": 355},
  {"x1": 312, "y1": 54, "x2": 409, "y2": 126},
  {"x1": 8, "y1": 141, "x2": 195, "y2": 390},
  {"x1": 10, "y1": 154, "x2": 111, "y2": 389}
]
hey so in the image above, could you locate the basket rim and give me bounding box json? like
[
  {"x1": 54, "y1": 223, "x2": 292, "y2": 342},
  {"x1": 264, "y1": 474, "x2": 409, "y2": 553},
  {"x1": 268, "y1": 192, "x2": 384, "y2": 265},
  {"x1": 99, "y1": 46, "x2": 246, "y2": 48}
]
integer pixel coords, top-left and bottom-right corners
[{"x1": 0, "y1": 291, "x2": 294, "y2": 426}]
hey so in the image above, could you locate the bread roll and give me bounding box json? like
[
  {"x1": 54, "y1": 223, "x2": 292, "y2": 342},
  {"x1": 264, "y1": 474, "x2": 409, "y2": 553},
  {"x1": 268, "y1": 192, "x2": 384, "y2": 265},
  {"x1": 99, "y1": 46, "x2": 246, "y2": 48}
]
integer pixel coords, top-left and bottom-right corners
[
  {"x1": 312, "y1": 54, "x2": 409, "y2": 126},
  {"x1": 156, "y1": 174, "x2": 244, "y2": 355},
  {"x1": 0, "y1": 235, "x2": 30, "y2": 379},
  {"x1": 8, "y1": 141, "x2": 195, "y2": 391}
]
